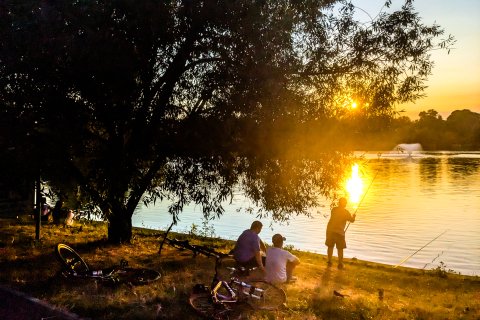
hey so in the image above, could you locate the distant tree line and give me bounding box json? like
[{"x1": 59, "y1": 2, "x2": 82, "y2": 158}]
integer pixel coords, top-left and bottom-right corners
[
  {"x1": 244, "y1": 108, "x2": 480, "y2": 153},
  {"x1": 349, "y1": 108, "x2": 480, "y2": 151}
]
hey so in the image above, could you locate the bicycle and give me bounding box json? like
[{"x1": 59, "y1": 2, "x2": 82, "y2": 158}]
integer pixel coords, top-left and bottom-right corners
[
  {"x1": 189, "y1": 256, "x2": 286, "y2": 319},
  {"x1": 55, "y1": 243, "x2": 161, "y2": 286}
]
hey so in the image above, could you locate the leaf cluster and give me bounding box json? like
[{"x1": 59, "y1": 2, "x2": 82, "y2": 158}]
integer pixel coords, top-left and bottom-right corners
[{"x1": 0, "y1": 0, "x2": 454, "y2": 228}]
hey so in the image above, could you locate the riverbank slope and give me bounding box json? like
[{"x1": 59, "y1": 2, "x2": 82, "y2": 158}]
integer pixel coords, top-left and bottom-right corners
[{"x1": 0, "y1": 217, "x2": 478, "y2": 319}]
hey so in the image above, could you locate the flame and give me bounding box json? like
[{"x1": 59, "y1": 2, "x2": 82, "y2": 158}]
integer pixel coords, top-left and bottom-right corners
[{"x1": 346, "y1": 163, "x2": 364, "y2": 204}]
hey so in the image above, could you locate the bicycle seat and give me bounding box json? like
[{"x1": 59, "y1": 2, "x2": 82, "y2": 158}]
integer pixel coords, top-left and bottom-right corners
[
  {"x1": 226, "y1": 265, "x2": 256, "y2": 277},
  {"x1": 236, "y1": 266, "x2": 252, "y2": 277}
]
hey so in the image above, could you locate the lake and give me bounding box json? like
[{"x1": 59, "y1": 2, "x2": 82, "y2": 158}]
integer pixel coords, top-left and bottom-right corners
[{"x1": 133, "y1": 151, "x2": 480, "y2": 276}]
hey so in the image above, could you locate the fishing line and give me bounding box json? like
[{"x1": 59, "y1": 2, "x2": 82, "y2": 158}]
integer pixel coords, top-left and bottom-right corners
[
  {"x1": 422, "y1": 251, "x2": 444, "y2": 270},
  {"x1": 394, "y1": 229, "x2": 449, "y2": 268},
  {"x1": 344, "y1": 168, "x2": 379, "y2": 233}
]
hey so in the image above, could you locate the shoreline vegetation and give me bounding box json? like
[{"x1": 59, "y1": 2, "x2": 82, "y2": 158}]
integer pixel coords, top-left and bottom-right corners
[{"x1": 1, "y1": 217, "x2": 479, "y2": 320}]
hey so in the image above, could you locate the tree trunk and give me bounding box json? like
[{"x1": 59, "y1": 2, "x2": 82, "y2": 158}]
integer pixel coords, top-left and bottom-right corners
[{"x1": 107, "y1": 213, "x2": 132, "y2": 244}]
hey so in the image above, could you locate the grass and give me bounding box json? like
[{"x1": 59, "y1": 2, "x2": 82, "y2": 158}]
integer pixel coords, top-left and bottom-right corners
[{"x1": 0, "y1": 216, "x2": 479, "y2": 320}]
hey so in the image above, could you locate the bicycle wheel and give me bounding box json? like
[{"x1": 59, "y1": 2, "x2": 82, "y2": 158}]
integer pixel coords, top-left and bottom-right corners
[
  {"x1": 55, "y1": 243, "x2": 89, "y2": 274},
  {"x1": 112, "y1": 267, "x2": 161, "y2": 285},
  {"x1": 189, "y1": 292, "x2": 251, "y2": 320},
  {"x1": 243, "y1": 280, "x2": 286, "y2": 311}
]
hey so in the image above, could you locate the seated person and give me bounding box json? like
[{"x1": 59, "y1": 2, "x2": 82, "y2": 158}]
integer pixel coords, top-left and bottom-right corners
[
  {"x1": 40, "y1": 203, "x2": 51, "y2": 222},
  {"x1": 64, "y1": 209, "x2": 75, "y2": 226},
  {"x1": 32, "y1": 201, "x2": 52, "y2": 222},
  {"x1": 231, "y1": 220, "x2": 266, "y2": 272},
  {"x1": 265, "y1": 233, "x2": 300, "y2": 284},
  {"x1": 52, "y1": 200, "x2": 75, "y2": 225},
  {"x1": 52, "y1": 200, "x2": 65, "y2": 224}
]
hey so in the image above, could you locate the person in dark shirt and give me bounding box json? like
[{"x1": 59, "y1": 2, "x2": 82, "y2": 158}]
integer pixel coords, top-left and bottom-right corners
[
  {"x1": 232, "y1": 220, "x2": 267, "y2": 272},
  {"x1": 52, "y1": 200, "x2": 69, "y2": 225}
]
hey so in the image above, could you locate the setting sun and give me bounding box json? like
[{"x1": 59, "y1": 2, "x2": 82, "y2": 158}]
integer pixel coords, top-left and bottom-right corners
[
  {"x1": 351, "y1": 102, "x2": 358, "y2": 109},
  {"x1": 345, "y1": 163, "x2": 364, "y2": 204}
]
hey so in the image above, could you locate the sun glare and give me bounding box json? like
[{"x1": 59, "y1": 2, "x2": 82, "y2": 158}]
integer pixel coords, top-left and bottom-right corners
[
  {"x1": 346, "y1": 163, "x2": 364, "y2": 204},
  {"x1": 351, "y1": 102, "x2": 357, "y2": 109}
]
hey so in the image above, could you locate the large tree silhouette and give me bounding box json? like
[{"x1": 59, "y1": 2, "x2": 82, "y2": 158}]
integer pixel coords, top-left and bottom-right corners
[{"x1": 0, "y1": 0, "x2": 454, "y2": 243}]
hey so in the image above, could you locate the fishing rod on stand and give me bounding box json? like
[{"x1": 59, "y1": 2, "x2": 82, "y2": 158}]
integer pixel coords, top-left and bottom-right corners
[
  {"x1": 394, "y1": 229, "x2": 449, "y2": 268},
  {"x1": 344, "y1": 168, "x2": 379, "y2": 233}
]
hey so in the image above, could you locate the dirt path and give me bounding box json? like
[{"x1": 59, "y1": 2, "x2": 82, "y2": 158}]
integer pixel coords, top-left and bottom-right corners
[{"x1": 0, "y1": 285, "x2": 87, "y2": 320}]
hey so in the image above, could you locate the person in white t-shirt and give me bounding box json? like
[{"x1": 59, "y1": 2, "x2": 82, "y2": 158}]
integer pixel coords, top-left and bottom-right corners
[{"x1": 265, "y1": 233, "x2": 300, "y2": 284}]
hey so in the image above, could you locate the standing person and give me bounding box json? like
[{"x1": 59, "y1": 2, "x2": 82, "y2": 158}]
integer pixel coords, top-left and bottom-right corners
[
  {"x1": 232, "y1": 220, "x2": 267, "y2": 272},
  {"x1": 265, "y1": 234, "x2": 300, "y2": 284},
  {"x1": 325, "y1": 197, "x2": 356, "y2": 269}
]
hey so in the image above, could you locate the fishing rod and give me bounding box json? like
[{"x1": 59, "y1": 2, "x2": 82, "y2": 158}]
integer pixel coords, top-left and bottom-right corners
[
  {"x1": 394, "y1": 229, "x2": 448, "y2": 268},
  {"x1": 344, "y1": 169, "x2": 379, "y2": 233}
]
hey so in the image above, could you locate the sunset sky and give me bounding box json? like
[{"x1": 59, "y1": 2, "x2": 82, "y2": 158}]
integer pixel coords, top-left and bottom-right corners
[{"x1": 351, "y1": 0, "x2": 480, "y2": 120}]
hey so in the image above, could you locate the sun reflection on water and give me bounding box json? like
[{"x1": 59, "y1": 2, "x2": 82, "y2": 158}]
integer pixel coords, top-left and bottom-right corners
[{"x1": 345, "y1": 163, "x2": 364, "y2": 205}]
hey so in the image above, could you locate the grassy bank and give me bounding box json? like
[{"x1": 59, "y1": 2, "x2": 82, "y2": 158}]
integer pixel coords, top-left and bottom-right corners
[{"x1": 0, "y1": 217, "x2": 479, "y2": 320}]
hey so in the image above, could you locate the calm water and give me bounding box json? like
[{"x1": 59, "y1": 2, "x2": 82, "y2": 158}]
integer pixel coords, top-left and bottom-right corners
[{"x1": 133, "y1": 151, "x2": 480, "y2": 276}]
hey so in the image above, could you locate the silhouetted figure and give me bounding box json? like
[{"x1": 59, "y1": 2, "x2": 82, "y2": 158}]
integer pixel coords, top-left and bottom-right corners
[
  {"x1": 325, "y1": 197, "x2": 355, "y2": 269},
  {"x1": 52, "y1": 200, "x2": 64, "y2": 224}
]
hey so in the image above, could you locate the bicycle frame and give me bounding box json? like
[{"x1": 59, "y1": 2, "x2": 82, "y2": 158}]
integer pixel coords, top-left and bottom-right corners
[
  {"x1": 163, "y1": 237, "x2": 229, "y2": 259},
  {"x1": 211, "y1": 279, "x2": 237, "y2": 304},
  {"x1": 63, "y1": 266, "x2": 119, "y2": 281},
  {"x1": 189, "y1": 256, "x2": 286, "y2": 317},
  {"x1": 211, "y1": 277, "x2": 265, "y2": 305}
]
